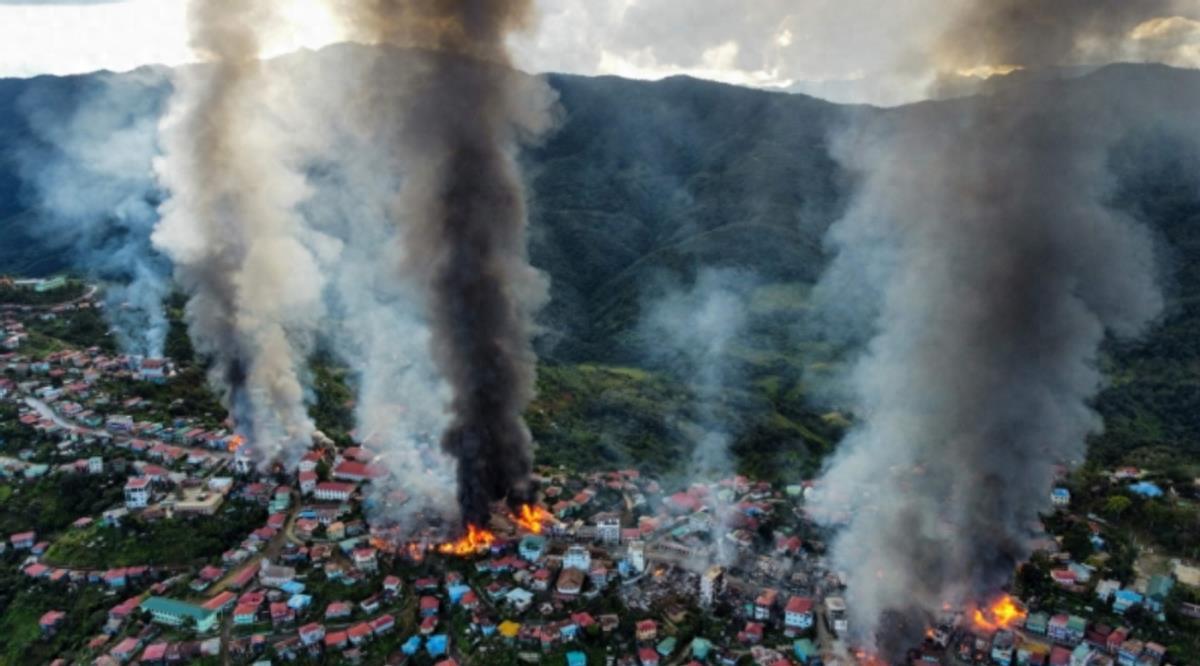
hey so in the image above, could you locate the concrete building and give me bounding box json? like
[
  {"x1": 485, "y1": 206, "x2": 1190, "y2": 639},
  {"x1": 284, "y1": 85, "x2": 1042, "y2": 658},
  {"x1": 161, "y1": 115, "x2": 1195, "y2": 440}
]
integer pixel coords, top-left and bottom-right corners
[
  {"x1": 124, "y1": 477, "x2": 150, "y2": 508},
  {"x1": 784, "y1": 596, "x2": 814, "y2": 635},
  {"x1": 519, "y1": 535, "x2": 546, "y2": 562},
  {"x1": 1051, "y1": 488, "x2": 1071, "y2": 507},
  {"x1": 628, "y1": 540, "x2": 646, "y2": 574},
  {"x1": 595, "y1": 513, "x2": 621, "y2": 544},
  {"x1": 563, "y1": 545, "x2": 592, "y2": 571},
  {"x1": 314, "y1": 482, "x2": 355, "y2": 502},
  {"x1": 139, "y1": 597, "x2": 218, "y2": 633},
  {"x1": 172, "y1": 485, "x2": 226, "y2": 516}
]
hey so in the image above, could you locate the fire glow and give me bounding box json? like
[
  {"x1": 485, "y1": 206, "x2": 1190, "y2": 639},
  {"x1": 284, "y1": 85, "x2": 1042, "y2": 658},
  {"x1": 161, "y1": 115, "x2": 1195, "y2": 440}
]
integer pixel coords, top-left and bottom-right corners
[
  {"x1": 511, "y1": 504, "x2": 553, "y2": 534},
  {"x1": 437, "y1": 524, "x2": 496, "y2": 556},
  {"x1": 971, "y1": 595, "x2": 1026, "y2": 632},
  {"x1": 226, "y1": 434, "x2": 246, "y2": 453}
]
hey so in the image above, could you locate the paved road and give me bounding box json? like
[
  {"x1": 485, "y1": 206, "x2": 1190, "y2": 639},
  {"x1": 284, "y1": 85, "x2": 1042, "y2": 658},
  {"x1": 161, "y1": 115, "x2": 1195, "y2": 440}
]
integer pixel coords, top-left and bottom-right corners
[
  {"x1": 25, "y1": 396, "x2": 82, "y2": 433},
  {"x1": 0, "y1": 283, "x2": 98, "y2": 309},
  {"x1": 21, "y1": 393, "x2": 233, "y2": 461}
]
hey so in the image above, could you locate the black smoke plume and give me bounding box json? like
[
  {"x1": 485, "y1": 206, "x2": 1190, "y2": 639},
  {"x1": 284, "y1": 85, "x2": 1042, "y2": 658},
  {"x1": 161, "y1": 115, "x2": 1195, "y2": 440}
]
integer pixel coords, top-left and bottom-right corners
[{"x1": 331, "y1": 1, "x2": 554, "y2": 526}]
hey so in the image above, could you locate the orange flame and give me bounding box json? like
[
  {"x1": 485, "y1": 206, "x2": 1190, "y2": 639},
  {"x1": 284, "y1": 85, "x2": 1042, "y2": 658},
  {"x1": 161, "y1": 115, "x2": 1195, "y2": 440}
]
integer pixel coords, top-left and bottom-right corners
[
  {"x1": 511, "y1": 504, "x2": 553, "y2": 534},
  {"x1": 227, "y1": 434, "x2": 246, "y2": 453},
  {"x1": 406, "y1": 542, "x2": 426, "y2": 562},
  {"x1": 853, "y1": 649, "x2": 888, "y2": 666},
  {"x1": 438, "y1": 524, "x2": 496, "y2": 556},
  {"x1": 971, "y1": 595, "x2": 1026, "y2": 632}
]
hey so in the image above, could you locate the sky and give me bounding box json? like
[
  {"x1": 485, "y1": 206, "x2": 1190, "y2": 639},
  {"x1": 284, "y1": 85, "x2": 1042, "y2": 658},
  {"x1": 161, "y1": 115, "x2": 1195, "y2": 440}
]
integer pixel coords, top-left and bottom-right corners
[{"x1": 2, "y1": 0, "x2": 1199, "y2": 105}]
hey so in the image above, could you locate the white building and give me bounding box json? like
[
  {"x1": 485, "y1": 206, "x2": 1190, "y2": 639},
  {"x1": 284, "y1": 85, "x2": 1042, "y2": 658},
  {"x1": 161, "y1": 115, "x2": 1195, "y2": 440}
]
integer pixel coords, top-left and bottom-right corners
[
  {"x1": 1051, "y1": 487, "x2": 1071, "y2": 507},
  {"x1": 595, "y1": 514, "x2": 621, "y2": 545},
  {"x1": 125, "y1": 477, "x2": 151, "y2": 508},
  {"x1": 298, "y1": 451, "x2": 321, "y2": 474},
  {"x1": 137, "y1": 358, "x2": 168, "y2": 381},
  {"x1": 784, "y1": 596, "x2": 814, "y2": 635},
  {"x1": 298, "y1": 470, "x2": 317, "y2": 495},
  {"x1": 259, "y1": 559, "x2": 297, "y2": 588},
  {"x1": 314, "y1": 482, "x2": 355, "y2": 503},
  {"x1": 627, "y1": 540, "x2": 646, "y2": 574},
  {"x1": 563, "y1": 545, "x2": 592, "y2": 571},
  {"x1": 826, "y1": 596, "x2": 849, "y2": 636},
  {"x1": 87, "y1": 457, "x2": 103, "y2": 474},
  {"x1": 106, "y1": 415, "x2": 133, "y2": 433}
]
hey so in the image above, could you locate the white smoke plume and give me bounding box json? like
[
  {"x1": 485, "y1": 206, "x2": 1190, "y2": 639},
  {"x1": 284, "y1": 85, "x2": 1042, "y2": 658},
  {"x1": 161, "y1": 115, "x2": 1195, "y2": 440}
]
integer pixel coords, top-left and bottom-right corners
[
  {"x1": 254, "y1": 44, "x2": 461, "y2": 525},
  {"x1": 639, "y1": 268, "x2": 755, "y2": 480},
  {"x1": 639, "y1": 267, "x2": 756, "y2": 563},
  {"x1": 13, "y1": 70, "x2": 171, "y2": 357},
  {"x1": 152, "y1": 1, "x2": 326, "y2": 468},
  {"x1": 808, "y1": 1, "x2": 1200, "y2": 657}
]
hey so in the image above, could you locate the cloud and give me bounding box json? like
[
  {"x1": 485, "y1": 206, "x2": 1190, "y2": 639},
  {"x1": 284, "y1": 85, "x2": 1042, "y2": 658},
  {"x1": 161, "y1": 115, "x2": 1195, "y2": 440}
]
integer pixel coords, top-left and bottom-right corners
[
  {"x1": 0, "y1": 1, "x2": 129, "y2": 5},
  {"x1": 3, "y1": 0, "x2": 1199, "y2": 104}
]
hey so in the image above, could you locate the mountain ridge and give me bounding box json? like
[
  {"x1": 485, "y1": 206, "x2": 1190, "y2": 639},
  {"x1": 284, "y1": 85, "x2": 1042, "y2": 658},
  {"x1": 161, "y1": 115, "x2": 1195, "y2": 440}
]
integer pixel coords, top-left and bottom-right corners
[{"x1": 2, "y1": 51, "x2": 1200, "y2": 477}]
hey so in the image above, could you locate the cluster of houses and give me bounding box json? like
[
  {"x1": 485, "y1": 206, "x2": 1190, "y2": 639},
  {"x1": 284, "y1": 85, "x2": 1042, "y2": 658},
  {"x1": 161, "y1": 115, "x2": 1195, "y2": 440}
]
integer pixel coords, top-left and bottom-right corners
[
  {"x1": 958, "y1": 611, "x2": 1172, "y2": 666},
  {"x1": 10, "y1": 301, "x2": 1197, "y2": 666}
]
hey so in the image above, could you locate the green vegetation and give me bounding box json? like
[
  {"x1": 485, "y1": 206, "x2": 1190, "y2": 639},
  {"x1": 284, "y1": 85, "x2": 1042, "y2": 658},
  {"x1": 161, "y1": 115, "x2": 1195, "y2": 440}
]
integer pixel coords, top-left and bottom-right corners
[
  {"x1": 23, "y1": 305, "x2": 116, "y2": 353},
  {"x1": 0, "y1": 473, "x2": 124, "y2": 536},
  {"x1": 0, "y1": 567, "x2": 114, "y2": 666},
  {"x1": 310, "y1": 358, "x2": 355, "y2": 445},
  {"x1": 43, "y1": 503, "x2": 267, "y2": 568},
  {"x1": 1061, "y1": 464, "x2": 1200, "y2": 560},
  {"x1": 528, "y1": 362, "x2": 840, "y2": 482},
  {"x1": 0, "y1": 277, "x2": 83, "y2": 305}
]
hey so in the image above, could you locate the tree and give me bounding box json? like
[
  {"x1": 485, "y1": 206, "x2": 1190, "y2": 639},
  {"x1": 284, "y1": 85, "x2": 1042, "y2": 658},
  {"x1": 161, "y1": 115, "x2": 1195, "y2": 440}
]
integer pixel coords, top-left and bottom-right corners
[
  {"x1": 1103, "y1": 495, "x2": 1132, "y2": 518},
  {"x1": 1062, "y1": 523, "x2": 1094, "y2": 560},
  {"x1": 1015, "y1": 558, "x2": 1051, "y2": 599}
]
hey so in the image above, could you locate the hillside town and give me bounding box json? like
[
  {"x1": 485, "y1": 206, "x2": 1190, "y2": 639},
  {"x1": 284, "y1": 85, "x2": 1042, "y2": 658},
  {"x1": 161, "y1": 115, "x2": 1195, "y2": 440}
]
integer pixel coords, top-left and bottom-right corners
[{"x1": 2, "y1": 286, "x2": 1199, "y2": 666}]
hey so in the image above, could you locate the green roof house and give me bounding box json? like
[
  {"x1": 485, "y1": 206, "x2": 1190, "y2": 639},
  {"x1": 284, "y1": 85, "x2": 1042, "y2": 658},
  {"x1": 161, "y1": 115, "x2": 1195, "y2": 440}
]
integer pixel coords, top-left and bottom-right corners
[
  {"x1": 1024, "y1": 612, "x2": 1048, "y2": 635},
  {"x1": 795, "y1": 638, "x2": 818, "y2": 663},
  {"x1": 140, "y1": 597, "x2": 218, "y2": 633}
]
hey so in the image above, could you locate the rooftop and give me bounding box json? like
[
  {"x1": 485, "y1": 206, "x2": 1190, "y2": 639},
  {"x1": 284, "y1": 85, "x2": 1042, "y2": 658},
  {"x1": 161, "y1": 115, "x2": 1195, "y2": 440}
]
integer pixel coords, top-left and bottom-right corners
[{"x1": 140, "y1": 596, "x2": 215, "y2": 622}]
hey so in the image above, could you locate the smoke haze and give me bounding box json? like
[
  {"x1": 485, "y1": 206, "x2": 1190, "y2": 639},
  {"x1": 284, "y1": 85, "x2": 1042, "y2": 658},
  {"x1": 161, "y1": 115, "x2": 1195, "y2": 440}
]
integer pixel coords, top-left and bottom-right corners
[
  {"x1": 810, "y1": 1, "x2": 1200, "y2": 656},
  {"x1": 639, "y1": 268, "x2": 755, "y2": 480},
  {"x1": 153, "y1": 0, "x2": 326, "y2": 468},
  {"x1": 13, "y1": 71, "x2": 171, "y2": 357}
]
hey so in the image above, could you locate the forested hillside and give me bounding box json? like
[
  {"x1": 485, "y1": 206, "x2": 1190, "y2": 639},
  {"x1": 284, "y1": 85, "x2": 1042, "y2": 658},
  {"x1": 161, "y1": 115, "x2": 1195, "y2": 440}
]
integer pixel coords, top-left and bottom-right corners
[{"x1": 2, "y1": 53, "x2": 1199, "y2": 480}]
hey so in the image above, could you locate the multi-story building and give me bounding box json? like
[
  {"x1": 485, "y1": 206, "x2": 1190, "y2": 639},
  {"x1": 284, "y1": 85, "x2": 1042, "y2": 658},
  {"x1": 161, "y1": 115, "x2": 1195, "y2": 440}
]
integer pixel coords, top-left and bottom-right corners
[
  {"x1": 139, "y1": 597, "x2": 218, "y2": 633},
  {"x1": 124, "y1": 477, "x2": 150, "y2": 508},
  {"x1": 595, "y1": 513, "x2": 621, "y2": 544},
  {"x1": 314, "y1": 481, "x2": 356, "y2": 503},
  {"x1": 628, "y1": 540, "x2": 646, "y2": 573},
  {"x1": 784, "y1": 596, "x2": 814, "y2": 635},
  {"x1": 563, "y1": 545, "x2": 592, "y2": 571}
]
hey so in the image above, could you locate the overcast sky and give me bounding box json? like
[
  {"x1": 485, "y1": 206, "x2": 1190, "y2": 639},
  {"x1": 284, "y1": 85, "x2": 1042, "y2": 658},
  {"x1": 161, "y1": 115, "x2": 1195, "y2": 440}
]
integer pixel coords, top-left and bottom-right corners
[{"x1": 2, "y1": 0, "x2": 1198, "y2": 105}]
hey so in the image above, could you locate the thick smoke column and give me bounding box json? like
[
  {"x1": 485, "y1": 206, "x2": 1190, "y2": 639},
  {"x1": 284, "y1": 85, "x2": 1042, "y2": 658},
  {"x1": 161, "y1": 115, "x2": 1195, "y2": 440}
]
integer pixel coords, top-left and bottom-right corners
[
  {"x1": 13, "y1": 71, "x2": 171, "y2": 357},
  {"x1": 331, "y1": 1, "x2": 556, "y2": 526},
  {"x1": 153, "y1": 0, "x2": 325, "y2": 467},
  {"x1": 809, "y1": 1, "x2": 1196, "y2": 656}
]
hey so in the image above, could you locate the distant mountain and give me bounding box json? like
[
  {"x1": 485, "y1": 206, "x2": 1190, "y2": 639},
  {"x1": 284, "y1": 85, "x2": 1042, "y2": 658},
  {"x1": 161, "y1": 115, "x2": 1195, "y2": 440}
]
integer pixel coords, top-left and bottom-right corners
[{"x1": 2, "y1": 53, "x2": 1199, "y2": 477}]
